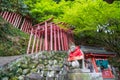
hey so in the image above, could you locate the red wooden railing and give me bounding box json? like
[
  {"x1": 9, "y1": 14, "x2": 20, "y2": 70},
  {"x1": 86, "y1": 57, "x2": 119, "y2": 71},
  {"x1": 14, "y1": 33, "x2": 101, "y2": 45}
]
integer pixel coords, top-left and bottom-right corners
[
  {"x1": 0, "y1": 11, "x2": 74, "y2": 54},
  {"x1": 27, "y1": 20, "x2": 74, "y2": 54},
  {"x1": 0, "y1": 11, "x2": 32, "y2": 33}
]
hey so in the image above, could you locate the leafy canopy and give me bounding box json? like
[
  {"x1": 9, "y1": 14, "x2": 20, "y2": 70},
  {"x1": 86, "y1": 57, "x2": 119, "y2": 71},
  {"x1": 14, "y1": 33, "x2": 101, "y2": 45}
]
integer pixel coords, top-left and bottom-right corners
[
  {"x1": 24, "y1": 0, "x2": 120, "y2": 31},
  {"x1": 0, "y1": 0, "x2": 29, "y2": 16}
]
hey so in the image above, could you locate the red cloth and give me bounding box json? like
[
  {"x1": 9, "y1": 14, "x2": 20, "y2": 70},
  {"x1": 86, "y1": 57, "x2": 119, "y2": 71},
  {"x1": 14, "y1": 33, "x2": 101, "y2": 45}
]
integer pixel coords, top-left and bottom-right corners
[{"x1": 68, "y1": 46, "x2": 83, "y2": 61}]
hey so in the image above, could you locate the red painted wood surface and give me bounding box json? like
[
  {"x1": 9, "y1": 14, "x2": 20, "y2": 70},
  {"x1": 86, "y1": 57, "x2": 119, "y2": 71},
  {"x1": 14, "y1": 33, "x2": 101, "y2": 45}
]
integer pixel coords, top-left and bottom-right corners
[
  {"x1": 27, "y1": 28, "x2": 33, "y2": 54},
  {"x1": 50, "y1": 23, "x2": 53, "y2": 50},
  {"x1": 45, "y1": 21, "x2": 48, "y2": 50},
  {"x1": 102, "y1": 69, "x2": 114, "y2": 78},
  {"x1": 91, "y1": 57, "x2": 99, "y2": 72},
  {"x1": 61, "y1": 29, "x2": 64, "y2": 50},
  {"x1": 57, "y1": 27, "x2": 61, "y2": 50},
  {"x1": 26, "y1": 22, "x2": 74, "y2": 53},
  {"x1": 0, "y1": 11, "x2": 32, "y2": 33},
  {"x1": 0, "y1": 11, "x2": 74, "y2": 54}
]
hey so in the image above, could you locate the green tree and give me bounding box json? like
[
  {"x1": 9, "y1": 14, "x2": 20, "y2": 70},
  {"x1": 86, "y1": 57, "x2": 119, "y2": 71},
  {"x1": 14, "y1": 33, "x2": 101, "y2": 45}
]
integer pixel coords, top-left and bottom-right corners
[{"x1": 0, "y1": 0, "x2": 29, "y2": 16}]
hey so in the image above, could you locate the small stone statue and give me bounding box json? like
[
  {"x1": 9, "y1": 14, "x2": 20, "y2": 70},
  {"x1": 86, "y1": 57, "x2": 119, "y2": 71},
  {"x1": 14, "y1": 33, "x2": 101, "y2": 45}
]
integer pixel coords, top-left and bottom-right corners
[{"x1": 67, "y1": 45, "x2": 83, "y2": 69}]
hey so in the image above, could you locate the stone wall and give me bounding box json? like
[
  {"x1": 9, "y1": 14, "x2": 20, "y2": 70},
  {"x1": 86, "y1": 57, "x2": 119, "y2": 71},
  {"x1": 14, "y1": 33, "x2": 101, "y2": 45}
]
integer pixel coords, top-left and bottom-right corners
[{"x1": 0, "y1": 51, "x2": 68, "y2": 80}]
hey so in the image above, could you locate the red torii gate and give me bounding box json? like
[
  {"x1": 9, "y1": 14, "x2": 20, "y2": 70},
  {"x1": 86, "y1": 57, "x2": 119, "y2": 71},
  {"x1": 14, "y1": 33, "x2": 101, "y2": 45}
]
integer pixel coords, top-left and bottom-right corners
[
  {"x1": 27, "y1": 19, "x2": 74, "y2": 54},
  {"x1": 0, "y1": 11, "x2": 74, "y2": 53}
]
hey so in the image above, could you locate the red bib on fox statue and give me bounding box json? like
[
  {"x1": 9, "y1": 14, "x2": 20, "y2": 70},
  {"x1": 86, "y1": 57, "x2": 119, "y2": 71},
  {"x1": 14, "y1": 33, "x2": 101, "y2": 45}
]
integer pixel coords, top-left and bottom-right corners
[{"x1": 68, "y1": 46, "x2": 84, "y2": 61}]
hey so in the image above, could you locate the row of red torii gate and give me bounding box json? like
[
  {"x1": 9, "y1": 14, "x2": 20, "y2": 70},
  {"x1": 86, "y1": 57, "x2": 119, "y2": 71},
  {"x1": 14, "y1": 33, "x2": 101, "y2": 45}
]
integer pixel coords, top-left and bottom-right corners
[{"x1": 0, "y1": 11, "x2": 74, "y2": 54}]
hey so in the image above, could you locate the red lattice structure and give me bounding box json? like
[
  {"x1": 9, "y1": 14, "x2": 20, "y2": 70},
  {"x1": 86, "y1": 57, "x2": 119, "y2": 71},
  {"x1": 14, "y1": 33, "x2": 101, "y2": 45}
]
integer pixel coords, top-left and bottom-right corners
[
  {"x1": 27, "y1": 19, "x2": 74, "y2": 54},
  {"x1": 0, "y1": 11, "x2": 74, "y2": 54},
  {"x1": 0, "y1": 11, "x2": 32, "y2": 33}
]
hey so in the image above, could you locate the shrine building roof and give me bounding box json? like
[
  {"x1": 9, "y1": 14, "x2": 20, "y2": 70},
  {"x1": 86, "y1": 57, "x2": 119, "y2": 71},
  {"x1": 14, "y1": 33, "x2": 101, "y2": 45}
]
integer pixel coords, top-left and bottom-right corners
[{"x1": 80, "y1": 45, "x2": 115, "y2": 55}]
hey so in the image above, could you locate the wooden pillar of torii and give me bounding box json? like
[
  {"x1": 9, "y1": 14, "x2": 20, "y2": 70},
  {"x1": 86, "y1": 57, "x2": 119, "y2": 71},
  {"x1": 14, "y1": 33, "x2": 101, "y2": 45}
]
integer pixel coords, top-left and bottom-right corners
[{"x1": 27, "y1": 19, "x2": 74, "y2": 54}]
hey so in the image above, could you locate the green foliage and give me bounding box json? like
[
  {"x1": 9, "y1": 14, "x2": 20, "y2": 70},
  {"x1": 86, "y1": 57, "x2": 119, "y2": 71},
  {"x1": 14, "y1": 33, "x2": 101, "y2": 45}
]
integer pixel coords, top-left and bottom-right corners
[
  {"x1": 0, "y1": 0, "x2": 29, "y2": 16},
  {"x1": 95, "y1": 19, "x2": 120, "y2": 69},
  {"x1": 24, "y1": 0, "x2": 120, "y2": 34},
  {"x1": 0, "y1": 17, "x2": 29, "y2": 56},
  {"x1": 109, "y1": 57, "x2": 120, "y2": 70},
  {"x1": 59, "y1": 0, "x2": 120, "y2": 35},
  {"x1": 24, "y1": 0, "x2": 65, "y2": 22},
  {"x1": 24, "y1": 0, "x2": 120, "y2": 51}
]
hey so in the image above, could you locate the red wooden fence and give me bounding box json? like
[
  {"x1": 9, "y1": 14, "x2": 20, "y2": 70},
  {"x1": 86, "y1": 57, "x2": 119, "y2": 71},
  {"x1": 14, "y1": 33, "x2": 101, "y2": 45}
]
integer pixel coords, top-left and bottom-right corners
[
  {"x1": 0, "y1": 11, "x2": 32, "y2": 33},
  {"x1": 0, "y1": 11, "x2": 74, "y2": 54},
  {"x1": 27, "y1": 21, "x2": 74, "y2": 54}
]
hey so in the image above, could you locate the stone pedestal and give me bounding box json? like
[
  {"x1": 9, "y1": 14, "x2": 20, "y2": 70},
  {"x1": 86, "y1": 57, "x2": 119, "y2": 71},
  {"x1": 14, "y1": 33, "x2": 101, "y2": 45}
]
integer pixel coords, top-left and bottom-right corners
[{"x1": 68, "y1": 71, "x2": 103, "y2": 80}]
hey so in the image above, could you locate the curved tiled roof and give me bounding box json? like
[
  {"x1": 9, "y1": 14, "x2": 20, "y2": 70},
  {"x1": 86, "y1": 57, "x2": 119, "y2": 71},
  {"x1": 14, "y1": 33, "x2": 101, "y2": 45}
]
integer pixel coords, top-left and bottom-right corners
[{"x1": 80, "y1": 45, "x2": 115, "y2": 55}]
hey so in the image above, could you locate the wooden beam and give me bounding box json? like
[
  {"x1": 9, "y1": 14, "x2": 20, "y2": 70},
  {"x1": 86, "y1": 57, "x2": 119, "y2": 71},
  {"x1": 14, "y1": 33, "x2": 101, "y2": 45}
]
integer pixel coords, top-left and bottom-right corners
[
  {"x1": 91, "y1": 57, "x2": 98, "y2": 73},
  {"x1": 45, "y1": 21, "x2": 48, "y2": 50},
  {"x1": 33, "y1": 17, "x2": 54, "y2": 27},
  {"x1": 50, "y1": 23, "x2": 53, "y2": 51},
  {"x1": 27, "y1": 28, "x2": 33, "y2": 54}
]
